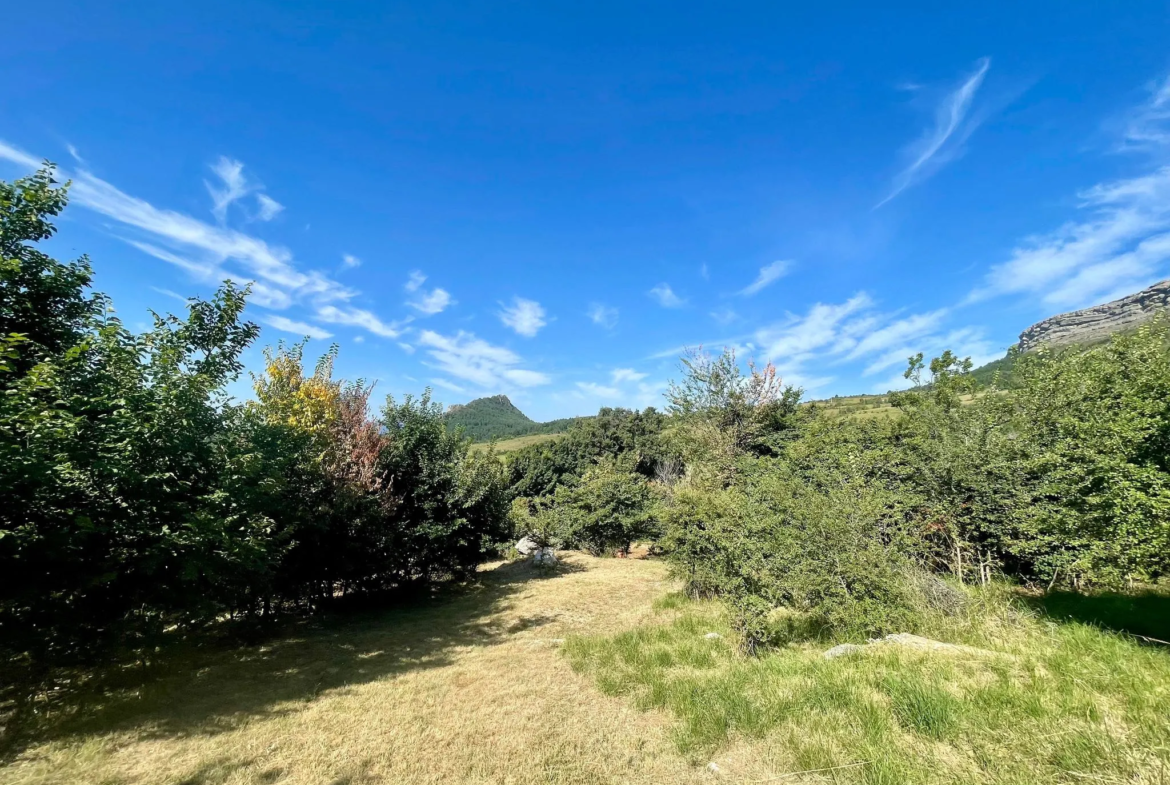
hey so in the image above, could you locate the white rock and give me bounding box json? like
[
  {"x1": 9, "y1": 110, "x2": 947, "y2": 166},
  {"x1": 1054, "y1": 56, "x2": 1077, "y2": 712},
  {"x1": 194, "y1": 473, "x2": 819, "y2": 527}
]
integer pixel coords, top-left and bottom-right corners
[
  {"x1": 704, "y1": 632, "x2": 723, "y2": 640},
  {"x1": 533, "y1": 547, "x2": 558, "y2": 567},
  {"x1": 706, "y1": 762, "x2": 721, "y2": 774},
  {"x1": 876, "y1": 633, "x2": 997, "y2": 657},
  {"x1": 516, "y1": 536, "x2": 538, "y2": 556},
  {"x1": 824, "y1": 634, "x2": 1001, "y2": 660}
]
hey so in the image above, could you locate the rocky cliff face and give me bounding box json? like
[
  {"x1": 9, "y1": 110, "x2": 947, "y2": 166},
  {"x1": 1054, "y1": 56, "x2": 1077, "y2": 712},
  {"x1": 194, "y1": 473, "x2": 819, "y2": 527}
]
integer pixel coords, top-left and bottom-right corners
[{"x1": 1017, "y1": 279, "x2": 1170, "y2": 352}]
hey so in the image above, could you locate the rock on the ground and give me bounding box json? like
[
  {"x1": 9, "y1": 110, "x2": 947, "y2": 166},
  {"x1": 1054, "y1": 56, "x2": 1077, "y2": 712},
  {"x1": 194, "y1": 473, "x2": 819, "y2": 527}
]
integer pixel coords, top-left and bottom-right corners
[
  {"x1": 533, "y1": 547, "x2": 557, "y2": 567},
  {"x1": 703, "y1": 632, "x2": 723, "y2": 640},
  {"x1": 824, "y1": 633, "x2": 1001, "y2": 660},
  {"x1": 875, "y1": 633, "x2": 996, "y2": 656},
  {"x1": 516, "y1": 536, "x2": 538, "y2": 556},
  {"x1": 823, "y1": 643, "x2": 864, "y2": 659}
]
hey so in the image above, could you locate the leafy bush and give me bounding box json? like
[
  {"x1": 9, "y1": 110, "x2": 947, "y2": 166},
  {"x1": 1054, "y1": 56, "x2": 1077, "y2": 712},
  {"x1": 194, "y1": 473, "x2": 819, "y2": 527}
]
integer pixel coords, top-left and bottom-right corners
[
  {"x1": 660, "y1": 461, "x2": 923, "y2": 649},
  {"x1": 658, "y1": 329, "x2": 1170, "y2": 652},
  {"x1": 551, "y1": 456, "x2": 656, "y2": 556},
  {"x1": 888, "y1": 331, "x2": 1170, "y2": 588},
  {"x1": 663, "y1": 347, "x2": 802, "y2": 483}
]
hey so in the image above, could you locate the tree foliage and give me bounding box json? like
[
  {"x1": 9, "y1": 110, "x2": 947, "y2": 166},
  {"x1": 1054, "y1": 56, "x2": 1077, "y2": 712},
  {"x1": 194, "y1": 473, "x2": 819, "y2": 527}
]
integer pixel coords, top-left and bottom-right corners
[
  {"x1": 506, "y1": 406, "x2": 670, "y2": 498},
  {"x1": 656, "y1": 332, "x2": 1170, "y2": 650},
  {"x1": 0, "y1": 167, "x2": 510, "y2": 668}
]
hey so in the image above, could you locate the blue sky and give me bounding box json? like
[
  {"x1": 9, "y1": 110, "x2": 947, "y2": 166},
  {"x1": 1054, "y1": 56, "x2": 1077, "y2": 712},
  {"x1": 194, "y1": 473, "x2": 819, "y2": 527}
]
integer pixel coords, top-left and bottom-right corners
[{"x1": 3, "y1": 2, "x2": 1170, "y2": 420}]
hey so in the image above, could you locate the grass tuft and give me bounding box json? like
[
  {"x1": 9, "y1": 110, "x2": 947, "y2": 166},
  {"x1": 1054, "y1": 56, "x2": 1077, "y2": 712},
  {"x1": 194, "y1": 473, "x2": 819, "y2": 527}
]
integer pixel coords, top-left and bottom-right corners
[{"x1": 880, "y1": 673, "x2": 960, "y2": 740}]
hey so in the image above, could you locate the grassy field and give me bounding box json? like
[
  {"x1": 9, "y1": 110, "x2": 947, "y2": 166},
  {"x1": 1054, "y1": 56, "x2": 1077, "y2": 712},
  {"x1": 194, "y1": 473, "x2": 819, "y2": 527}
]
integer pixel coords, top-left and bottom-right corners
[
  {"x1": 468, "y1": 432, "x2": 561, "y2": 454},
  {"x1": 567, "y1": 586, "x2": 1170, "y2": 784},
  {"x1": 2, "y1": 557, "x2": 1168, "y2": 784},
  {"x1": 807, "y1": 394, "x2": 898, "y2": 420},
  {"x1": 809, "y1": 392, "x2": 987, "y2": 421}
]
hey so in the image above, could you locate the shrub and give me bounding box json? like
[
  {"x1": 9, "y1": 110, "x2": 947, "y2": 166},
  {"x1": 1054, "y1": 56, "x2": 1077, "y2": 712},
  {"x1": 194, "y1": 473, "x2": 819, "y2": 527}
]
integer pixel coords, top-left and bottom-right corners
[
  {"x1": 551, "y1": 456, "x2": 656, "y2": 556},
  {"x1": 660, "y1": 457, "x2": 924, "y2": 650}
]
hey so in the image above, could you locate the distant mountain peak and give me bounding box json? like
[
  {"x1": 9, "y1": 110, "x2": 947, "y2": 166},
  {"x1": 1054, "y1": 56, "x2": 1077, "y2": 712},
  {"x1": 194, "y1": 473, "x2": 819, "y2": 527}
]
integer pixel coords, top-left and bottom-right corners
[
  {"x1": 441, "y1": 394, "x2": 585, "y2": 442},
  {"x1": 446, "y1": 394, "x2": 518, "y2": 415}
]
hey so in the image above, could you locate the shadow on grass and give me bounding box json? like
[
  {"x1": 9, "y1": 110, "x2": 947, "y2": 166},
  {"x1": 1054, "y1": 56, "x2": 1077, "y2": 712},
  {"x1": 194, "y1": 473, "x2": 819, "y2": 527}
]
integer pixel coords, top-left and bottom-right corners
[
  {"x1": 0, "y1": 558, "x2": 586, "y2": 761},
  {"x1": 1023, "y1": 586, "x2": 1170, "y2": 645}
]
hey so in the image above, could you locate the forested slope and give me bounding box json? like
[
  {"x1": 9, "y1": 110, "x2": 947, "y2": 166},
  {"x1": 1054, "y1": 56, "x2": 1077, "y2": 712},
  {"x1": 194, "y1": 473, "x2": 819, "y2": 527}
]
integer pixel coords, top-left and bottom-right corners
[{"x1": 443, "y1": 394, "x2": 586, "y2": 441}]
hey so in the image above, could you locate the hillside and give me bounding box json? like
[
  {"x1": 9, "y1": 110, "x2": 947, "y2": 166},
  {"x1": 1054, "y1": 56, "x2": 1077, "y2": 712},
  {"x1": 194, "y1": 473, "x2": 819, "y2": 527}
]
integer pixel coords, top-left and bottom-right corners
[
  {"x1": 443, "y1": 394, "x2": 586, "y2": 441},
  {"x1": 468, "y1": 432, "x2": 562, "y2": 455}
]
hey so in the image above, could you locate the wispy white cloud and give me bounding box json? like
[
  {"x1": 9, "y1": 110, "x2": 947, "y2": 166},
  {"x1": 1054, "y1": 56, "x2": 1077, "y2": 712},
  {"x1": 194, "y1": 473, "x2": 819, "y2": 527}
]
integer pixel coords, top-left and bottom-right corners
[
  {"x1": 867, "y1": 327, "x2": 999, "y2": 392},
  {"x1": 66, "y1": 143, "x2": 84, "y2": 165},
  {"x1": 710, "y1": 308, "x2": 739, "y2": 326},
  {"x1": 972, "y1": 167, "x2": 1170, "y2": 309},
  {"x1": 748, "y1": 294, "x2": 991, "y2": 394},
  {"x1": 1122, "y1": 73, "x2": 1170, "y2": 150},
  {"x1": 611, "y1": 368, "x2": 648, "y2": 384},
  {"x1": 568, "y1": 376, "x2": 669, "y2": 409},
  {"x1": 571, "y1": 378, "x2": 667, "y2": 409},
  {"x1": 316, "y1": 305, "x2": 408, "y2": 338},
  {"x1": 967, "y1": 67, "x2": 1170, "y2": 310},
  {"x1": 255, "y1": 193, "x2": 284, "y2": 222},
  {"x1": 877, "y1": 57, "x2": 990, "y2": 208},
  {"x1": 408, "y1": 287, "x2": 454, "y2": 315},
  {"x1": 756, "y1": 294, "x2": 874, "y2": 365},
  {"x1": 842, "y1": 309, "x2": 949, "y2": 362},
  {"x1": 430, "y1": 378, "x2": 467, "y2": 394},
  {"x1": 648, "y1": 283, "x2": 686, "y2": 308},
  {"x1": 126, "y1": 240, "x2": 295, "y2": 309},
  {"x1": 205, "y1": 158, "x2": 283, "y2": 223},
  {"x1": 342, "y1": 253, "x2": 361, "y2": 268},
  {"x1": 0, "y1": 141, "x2": 358, "y2": 312},
  {"x1": 150, "y1": 286, "x2": 187, "y2": 303},
  {"x1": 498, "y1": 297, "x2": 547, "y2": 337},
  {"x1": 417, "y1": 330, "x2": 551, "y2": 390},
  {"x1": 0, "y1": 140, "x2": 41, "y2": 169},
  {"x1": 739, "y1": 260, "x2": 793, "y2": 296},
  {"x1": 205, "y1": 157, "x2": 251, "y2": 224},
  {"x1": 261, "y1": 314, "x2": 334, "y2": 340},
  {"x1": 588, "y1": 303, "x2": 619, "y2": 329},
  {"x1": 405, "y1": 270, "x2": 426, "y2": 292},
  {"x1": 576, "y1": 381, "x2": 621, "y2": 398},
  {"x1": 648, "y1": 335, "x2": 752, "y2": 361}
]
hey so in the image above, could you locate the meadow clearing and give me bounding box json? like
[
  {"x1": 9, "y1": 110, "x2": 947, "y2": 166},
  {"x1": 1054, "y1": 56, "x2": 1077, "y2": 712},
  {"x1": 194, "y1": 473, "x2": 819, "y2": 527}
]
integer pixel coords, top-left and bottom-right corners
[{"x1": 3, "y1": 553, "x2": 1167, "y2": 785}]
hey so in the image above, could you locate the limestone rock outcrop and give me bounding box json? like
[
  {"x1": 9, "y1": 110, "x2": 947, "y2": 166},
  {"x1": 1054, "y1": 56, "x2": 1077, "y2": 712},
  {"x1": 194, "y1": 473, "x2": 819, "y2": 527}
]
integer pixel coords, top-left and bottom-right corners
[{"x1": 1018, "y1": 280, "x2": 1170, "y2": 352}]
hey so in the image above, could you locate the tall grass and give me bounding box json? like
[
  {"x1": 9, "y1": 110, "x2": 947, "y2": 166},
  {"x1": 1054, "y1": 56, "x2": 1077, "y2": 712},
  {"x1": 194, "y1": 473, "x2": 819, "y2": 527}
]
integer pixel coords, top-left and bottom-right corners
[{"x1": 564, "y1": 586, "x2": 1170, "y2": 783}]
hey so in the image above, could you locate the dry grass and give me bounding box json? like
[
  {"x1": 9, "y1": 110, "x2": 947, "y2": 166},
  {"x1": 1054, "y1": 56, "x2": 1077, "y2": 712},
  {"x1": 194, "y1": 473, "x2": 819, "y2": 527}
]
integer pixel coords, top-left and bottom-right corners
[
  {"x1": 809, "y1": 392, "x2": 990, "y2": 422},
  {"x1": 468, "y1": 433, "x2": 561, "y2": 454},
  {"x1": 0, "y1": 554, "x2": 722, "y2": 785},
  {"x1": 6, "y1": 558, "x2": 1168, "y2": 785}
]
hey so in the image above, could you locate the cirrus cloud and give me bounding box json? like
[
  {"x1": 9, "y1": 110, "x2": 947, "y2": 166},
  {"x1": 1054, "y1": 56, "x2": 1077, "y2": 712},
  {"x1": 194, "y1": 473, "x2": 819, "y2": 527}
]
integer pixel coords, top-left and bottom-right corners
[
  {"x1": 499, "y1": 297, "x2": 548, "y2": 337},
  {"x1": 417, "y1": 329, "x2": 551, "y2": 390}
]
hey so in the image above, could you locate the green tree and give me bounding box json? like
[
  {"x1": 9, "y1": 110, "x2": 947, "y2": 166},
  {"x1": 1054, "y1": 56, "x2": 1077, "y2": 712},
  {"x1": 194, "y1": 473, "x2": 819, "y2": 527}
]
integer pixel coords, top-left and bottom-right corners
[
  {"x1": 552, "y1": 456, "x2": 655, "y2": 556},
  {"x1": 0, "y1": 166, "x2": 103, "y2": 372},
  {"x1": 664, "y1": 347, "x2": 801, "y2": 483}
]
